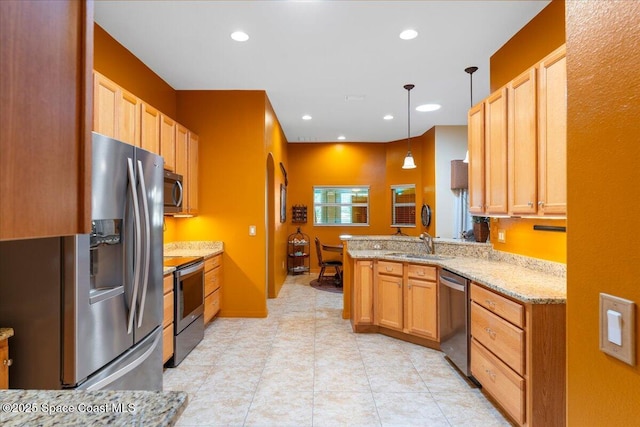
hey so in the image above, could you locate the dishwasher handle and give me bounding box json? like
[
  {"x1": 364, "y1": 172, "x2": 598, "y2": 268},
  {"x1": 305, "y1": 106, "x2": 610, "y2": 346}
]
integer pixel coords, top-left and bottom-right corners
[{"x1": 439, "y1": 274, "x2": 466, "y2": 292}]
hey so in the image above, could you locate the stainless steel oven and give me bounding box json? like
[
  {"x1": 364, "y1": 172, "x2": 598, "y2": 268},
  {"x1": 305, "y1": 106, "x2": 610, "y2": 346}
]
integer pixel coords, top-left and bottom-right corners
[
  {"x1": 439, "y1": 268, "x2": 475, "y2": 381},
  {"x1": 164, "y1": 256, "x2": 204, "y2": 367}
]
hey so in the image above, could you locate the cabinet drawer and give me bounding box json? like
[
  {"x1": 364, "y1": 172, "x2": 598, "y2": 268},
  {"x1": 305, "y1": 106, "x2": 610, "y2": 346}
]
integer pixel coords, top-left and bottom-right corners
[
  {"x1": 163, "y1": 274, "x2": 174, "y2": 294},
  {"x1": 407, "y1": 264, "x2": 436, "y2": 280},
  {"x1": 471, "y1": 301, "x2": 525, "y2": 375},
  {"x1": 163, "y1": 291, "x2": 174, "y2": 328},
  {"x1": 162, "y1": 324, "x2": 173, "y2": 364},
  {"x1": 205, "y1": 266, "x2": 222, "y2": 295},
  {"x1": 205, "y1": 254, "x2": 222, "y2": 271},
  {"x1": 377, "y1": 260, "x2": 403, "y2": 276},
  {"x1": 471, "y1": 338, "x2": 525, "y2": 425},
  {"x1": 471, "y1": 283, "x2": 524, "y2": 328}
]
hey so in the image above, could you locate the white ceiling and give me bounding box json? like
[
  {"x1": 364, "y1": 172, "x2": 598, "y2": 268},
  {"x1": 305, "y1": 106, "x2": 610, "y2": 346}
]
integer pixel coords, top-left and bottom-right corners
[{"x1": 94, "y1": 0, "x2": 549, "y2": 143}]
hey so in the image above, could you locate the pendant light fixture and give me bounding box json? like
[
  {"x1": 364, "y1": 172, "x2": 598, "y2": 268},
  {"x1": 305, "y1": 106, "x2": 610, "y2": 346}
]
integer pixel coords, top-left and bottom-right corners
[
  {"x1": 402, "y1": 84, "x2": 417, "y2": 169},
  {"x1": 463, "y1": 66, "x2": 478, "y2": 164}
]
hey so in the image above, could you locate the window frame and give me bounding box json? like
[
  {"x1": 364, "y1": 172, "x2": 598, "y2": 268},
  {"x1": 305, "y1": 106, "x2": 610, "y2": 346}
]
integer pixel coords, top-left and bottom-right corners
[
  {"x1": 313, "y1": 185, "x2": 370, "y2": 226},
  {"x1": 391, "y1": 184, "x2": 417, "y2": 228}
]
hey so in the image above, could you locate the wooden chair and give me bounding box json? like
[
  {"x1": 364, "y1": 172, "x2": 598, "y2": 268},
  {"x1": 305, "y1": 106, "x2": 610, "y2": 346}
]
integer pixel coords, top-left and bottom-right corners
[{"x1": 314, "y1": 237, "x2": 343, "y2": 284}]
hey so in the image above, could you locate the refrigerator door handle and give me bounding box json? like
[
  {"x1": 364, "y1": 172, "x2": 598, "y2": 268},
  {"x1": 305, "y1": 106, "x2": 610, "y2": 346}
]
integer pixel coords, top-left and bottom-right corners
[
  {"x1": 126, "y1": 158, "x2": 142, "y2": 335},
  {"x1": 136, "y1": 160, "x2": 151, "y2": 328}
]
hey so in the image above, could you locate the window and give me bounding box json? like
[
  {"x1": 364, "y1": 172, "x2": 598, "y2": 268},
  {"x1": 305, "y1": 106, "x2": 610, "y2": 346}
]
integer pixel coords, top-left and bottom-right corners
[
  {"x1": 391, "y1": 184, "x2": 416, "y2": 227},
  {"x1": 313, "y1": 186, "x2": 369, "y2": 226}
]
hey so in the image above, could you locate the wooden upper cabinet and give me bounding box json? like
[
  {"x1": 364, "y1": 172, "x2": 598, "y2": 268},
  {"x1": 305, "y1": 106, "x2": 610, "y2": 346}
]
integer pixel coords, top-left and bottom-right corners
[
  {"x1": 140, "y1": 103, "x2": 160, "y2": 155},
  {"x1": 538, "y1": 45, "x2": 567, "y2": 216},
  {"x1": 160, "y1": 114, "x2": 176, "y2": 171},
  {"x1": 118, "y1": 89, "x2": 141, "y2": 147},
  {"x1": 175, "y1": 124, "x2": 189, "y2": 213},
  {"x1": 1, "y1": 0, "x2": 92, "y2": 240},
  {"x1": 508, "y1": 68, "x2": 538, "y2": 215},
  {"x1": 93, "y1": 72, "x2": 118, "y2": 139},
  {"x1": 485, "y1": 87, "x2": 509, "y2": 215},
  {"x1": 468, "y1": 103, "x2": 485, "y2": 214},
  {"x1": 188, "y1": 132, "x2": 199, "y2": 214}
]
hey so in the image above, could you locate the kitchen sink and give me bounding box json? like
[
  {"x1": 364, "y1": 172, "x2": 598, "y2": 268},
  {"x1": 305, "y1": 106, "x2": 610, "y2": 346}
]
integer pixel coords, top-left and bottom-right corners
[{"x1": 385, "y1": 252, "x2": 452, "y2": 261}]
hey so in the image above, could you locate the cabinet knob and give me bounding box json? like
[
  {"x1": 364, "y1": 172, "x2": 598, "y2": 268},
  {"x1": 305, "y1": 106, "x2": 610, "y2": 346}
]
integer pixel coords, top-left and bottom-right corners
[
  {"x1": 3, "y1": 359, "x2": 13, "y2": 367},
  {"x1": 527, "y1": 201, "x2": 533, "y2": 207},
  {"x1": 538, "y1": 201, "x2": 544, "y2": 207}
]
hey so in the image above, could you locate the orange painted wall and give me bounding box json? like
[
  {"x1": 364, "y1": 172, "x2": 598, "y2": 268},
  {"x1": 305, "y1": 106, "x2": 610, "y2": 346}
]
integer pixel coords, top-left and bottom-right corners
[
  {"x1": 565, "y1": 1, "x2": 640, "y2": 424},
  {"x1": 94, "y1": 24, "x2": 176, "y2": 116},
  {"x1": 287, "y1": 142, "x2": 387, "y2": 268},
  {"x1": 419, "y1": 129, "x2": 436, "y2": 236},
  {"x1": 174, "y1": 90, "x2": 269, "y2": 317},
  {"x1": 487, "y1": 0, "x2": 566, "y2": 263},
  {"x1": 490, "y1": 0, "x2": 566, "y2": 92}
]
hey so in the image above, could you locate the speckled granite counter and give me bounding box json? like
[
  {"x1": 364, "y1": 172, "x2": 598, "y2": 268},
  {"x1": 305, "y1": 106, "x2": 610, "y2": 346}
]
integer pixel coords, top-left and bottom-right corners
[
  {"x1": 163, "y1": 241, "x2": 224, "y2": 275},
  {"x1": 346, "y1": 237, "x2": 566, "y2": 304},
  {"x1": 0, "y1": 328, "x2": 14, "y2": 341},
  {"x1": 0, "y1": 390, "x2": 187, "y2": 426}
]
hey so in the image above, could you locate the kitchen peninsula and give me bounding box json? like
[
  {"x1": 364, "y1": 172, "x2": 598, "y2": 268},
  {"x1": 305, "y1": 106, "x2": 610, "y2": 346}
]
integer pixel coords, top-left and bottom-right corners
[{"x1": 344, "y1": 236, "x2": 566, "y2": 426}]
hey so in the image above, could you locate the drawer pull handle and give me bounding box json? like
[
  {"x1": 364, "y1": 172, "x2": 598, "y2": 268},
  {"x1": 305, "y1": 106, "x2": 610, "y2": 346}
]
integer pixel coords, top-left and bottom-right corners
[
  {"x1": 485, "y1": 327, "x2": 496, "y2": 339},
  {"x1": 485, "y1": 368, "x2": 496, "y2": 381},
  {"x1": 485, "y1": 299, "x2": 496, "y2": 309},
  {"x1": 417, "y1": 271, "x2": 425, "y2": 276},
  {"x1": 386, "y1": 267, "x2": 393, "y2": 272},
  {"x1": 3, "y1": 359, "x2": 13, "y2": 367}
]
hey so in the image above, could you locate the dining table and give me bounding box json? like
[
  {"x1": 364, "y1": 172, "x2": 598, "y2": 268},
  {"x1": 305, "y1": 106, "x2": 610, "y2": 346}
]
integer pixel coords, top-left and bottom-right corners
[{"x1": 321, "y1": 243, "x2": 344, "y2": 255}]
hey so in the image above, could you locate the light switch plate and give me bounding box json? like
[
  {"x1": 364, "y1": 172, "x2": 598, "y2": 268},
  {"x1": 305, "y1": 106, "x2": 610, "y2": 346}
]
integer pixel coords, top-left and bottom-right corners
[{"x1": 599, "y1": 293, "x2": 636, "y2": 366}]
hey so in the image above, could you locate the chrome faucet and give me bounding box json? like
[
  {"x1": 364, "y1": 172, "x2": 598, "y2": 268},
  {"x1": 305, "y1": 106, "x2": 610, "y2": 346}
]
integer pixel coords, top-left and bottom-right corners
[{"x1": 419, "y1": 233, "x2": 434, "y2": 254}]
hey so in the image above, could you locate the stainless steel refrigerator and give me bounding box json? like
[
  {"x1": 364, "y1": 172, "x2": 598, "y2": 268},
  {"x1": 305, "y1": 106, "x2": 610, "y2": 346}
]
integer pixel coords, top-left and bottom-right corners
[{"x1": 0, "y1": 133, "x2": 164, "y2": 390}]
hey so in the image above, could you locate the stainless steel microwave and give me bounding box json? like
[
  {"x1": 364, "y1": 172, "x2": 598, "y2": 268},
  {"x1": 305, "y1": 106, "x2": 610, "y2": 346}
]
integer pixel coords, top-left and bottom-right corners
[{"x1": 164, "y1": 170, "x2": 183, "y2": 214}]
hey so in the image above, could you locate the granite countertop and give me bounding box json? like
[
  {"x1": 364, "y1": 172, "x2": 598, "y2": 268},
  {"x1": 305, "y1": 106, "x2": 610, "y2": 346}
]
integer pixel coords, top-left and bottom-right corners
[
  {"x1": 348, "y1": 249, "x2": 566, "y2": 304},
  {"x1": 0, "y1": 328, "x2": 14, "y2": 341},
  {"x1": 0, "y1": 390, "x2": 187, "y2": 427},
  {"x1": 163, "y1": 241, "x2": 224, "y2": 275}
]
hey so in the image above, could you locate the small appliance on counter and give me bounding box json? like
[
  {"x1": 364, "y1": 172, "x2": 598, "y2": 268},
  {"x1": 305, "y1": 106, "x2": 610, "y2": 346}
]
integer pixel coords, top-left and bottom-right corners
[{"x1": 163, "y1": 256, "x2": 205, "y2": 367}]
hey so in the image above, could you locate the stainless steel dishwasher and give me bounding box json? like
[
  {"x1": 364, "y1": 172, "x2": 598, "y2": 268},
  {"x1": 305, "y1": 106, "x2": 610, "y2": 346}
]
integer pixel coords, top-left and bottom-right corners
[{"x1": 439, "y1": 268, "x2": 473, "y2": 378}]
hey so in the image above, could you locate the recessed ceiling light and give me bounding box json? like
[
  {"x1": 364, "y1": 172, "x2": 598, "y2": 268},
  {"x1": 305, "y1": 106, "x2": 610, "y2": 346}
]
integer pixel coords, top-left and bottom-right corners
[
  {"x1": 302, "y1": 115, "x2": 312, "y2": 120},
  {"x1": 230, "y1": 31, "x2": 249, "y2": 42},
  {"x1": 337, "y1": 135, "x2": 346, "y2": 140},
  {"x1": 383, "y1": 114, "x2": 394, "y2": 120},
  {"x1": 416, "y1": 104, "x2": 441, "y2": 112},
  {"x1": 399, "y1": 29, "x2": 418, "y2": 40}
]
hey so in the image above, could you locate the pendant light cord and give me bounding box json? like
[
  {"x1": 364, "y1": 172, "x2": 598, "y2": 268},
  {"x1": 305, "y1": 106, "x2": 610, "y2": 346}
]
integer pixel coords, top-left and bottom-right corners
[{"x1": 404, "y1": 84, "x2": 415, "y2": 151}]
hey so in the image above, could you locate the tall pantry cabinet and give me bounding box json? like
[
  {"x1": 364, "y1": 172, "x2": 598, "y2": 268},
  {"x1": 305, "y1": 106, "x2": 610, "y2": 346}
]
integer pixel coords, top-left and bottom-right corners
[{"x1": 0, "y1": 0, "x2": 93, "y2": 240}]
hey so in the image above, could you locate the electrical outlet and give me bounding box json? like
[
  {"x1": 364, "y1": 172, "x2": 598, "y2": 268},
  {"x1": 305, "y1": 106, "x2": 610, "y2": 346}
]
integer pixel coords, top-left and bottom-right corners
[
  {"x1": 497, "y1": 229, "x2": 506, "y2": 243},
  {"x1": 249, "y1": 225, "x2": 256, "y2": 236}
]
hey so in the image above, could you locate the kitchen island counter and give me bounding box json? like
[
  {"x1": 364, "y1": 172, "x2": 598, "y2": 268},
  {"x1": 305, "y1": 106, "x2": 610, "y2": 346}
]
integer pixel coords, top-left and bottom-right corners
[{"x1": 0, "y1": 389, "x2": 187, "y2": 427}]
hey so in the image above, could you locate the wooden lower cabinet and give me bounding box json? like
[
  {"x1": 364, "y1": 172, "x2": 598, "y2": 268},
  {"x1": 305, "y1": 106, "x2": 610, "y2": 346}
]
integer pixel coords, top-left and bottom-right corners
[
  {"x1": 0, "y1": 339, "x2": 9, "y2": 389},
  {"x1": 406, "y1": 265, "x2": 438, "y2": 340},
  {"x1": 204, "y1": 254, "x2": 223, "y2": 323},
  {"x1": 470, "y1": 282, "x2": 566, "y2": 426},
  {"x1": 352, "y1": 260, "x2": 374, "y2": 326},
  {"x1": 376, "y1": 262, "x2": 403, "y2": 331},
  {"x1": 162, "y1": 274, "x2": 174, "y2": 364}
]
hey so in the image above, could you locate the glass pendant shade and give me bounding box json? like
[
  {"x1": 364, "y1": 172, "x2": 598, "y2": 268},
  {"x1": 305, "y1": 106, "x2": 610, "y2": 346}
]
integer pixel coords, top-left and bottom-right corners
[{"x1": 402, "y1": 151, "x2": 416, "y2": 169}]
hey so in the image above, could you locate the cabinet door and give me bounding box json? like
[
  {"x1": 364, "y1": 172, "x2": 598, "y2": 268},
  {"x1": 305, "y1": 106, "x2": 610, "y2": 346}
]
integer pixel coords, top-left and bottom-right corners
[
  {"x1": 406, "y1": 278, "x2": 438, "y2": 340},
  {"x1": 354, "y1": 261, "x2": 374, "y2": 325},
  {"x1": 1, "y1": 0, "x2": 91, "y2": 239},
  {"x1": 485, "y1": 88, "x2": 508, "y2": 214},
  {"x1": 118, "y1": 89, "x2": 140, "y2": 147},
  {"x1": 188, "y1": 132, "x2": 199, "y2": 214},
  {"x1": 468, "y1": 102, "x2": 485, "y2": 214},
  {"x1": 93, "y1": 72, "x2": 118, "y2": 138},
  {"x1": 160, "y1": 114, "x2": 176, "y2": 171},
  {"x1": 175, "y1": 124, "x2": 189, "y2": 214},
  {"x1": 0, "y1": 339, "x2": 8, "y2": 389},
  {"x1": 508, "y1": 68, "x2": 538, "y2": 215},
  {"x1": 377, "y1": 274, "x2": 403, "y2": 331},
  {"x1": 140, "y1": 103, "x2": 160, "y2": 155},
  {"x1": 538, "y1": 46, "x2": 567, "y2": 216}
]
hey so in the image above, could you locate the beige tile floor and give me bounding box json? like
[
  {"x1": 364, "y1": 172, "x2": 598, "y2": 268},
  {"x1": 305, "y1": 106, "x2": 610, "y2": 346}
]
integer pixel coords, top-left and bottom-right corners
[{"x1": 165, "y1": 274, "x2": 511, "y2": 427}]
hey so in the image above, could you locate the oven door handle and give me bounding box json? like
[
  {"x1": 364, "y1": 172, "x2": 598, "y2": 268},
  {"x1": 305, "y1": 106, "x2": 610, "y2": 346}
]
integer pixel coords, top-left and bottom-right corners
[
  {"x1": 439, "y1": 275, "x2": 466, "y2": 292},
  {"x1": 177, "y1": 261, "x2": 204, "y2": 278}
]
